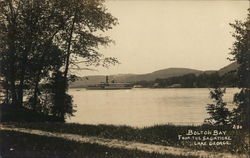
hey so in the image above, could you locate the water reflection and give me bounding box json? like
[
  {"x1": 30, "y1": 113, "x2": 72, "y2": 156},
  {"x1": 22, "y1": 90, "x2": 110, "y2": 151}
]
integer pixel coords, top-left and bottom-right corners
[{"x1": 68, "y1": 88, "x2": 238, "y2": 127}]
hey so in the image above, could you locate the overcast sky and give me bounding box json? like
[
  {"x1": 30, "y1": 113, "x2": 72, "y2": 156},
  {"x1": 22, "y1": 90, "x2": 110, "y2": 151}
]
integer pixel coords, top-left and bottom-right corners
[{"x1": 76, "y1": 0, "x2": 249, "y2": 76}]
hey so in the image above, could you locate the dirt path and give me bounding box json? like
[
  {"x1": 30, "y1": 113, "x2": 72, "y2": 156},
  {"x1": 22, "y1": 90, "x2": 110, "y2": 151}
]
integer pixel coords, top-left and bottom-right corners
[{"x1": 0, "y1": 125, "x2": 247, "y2": 158}]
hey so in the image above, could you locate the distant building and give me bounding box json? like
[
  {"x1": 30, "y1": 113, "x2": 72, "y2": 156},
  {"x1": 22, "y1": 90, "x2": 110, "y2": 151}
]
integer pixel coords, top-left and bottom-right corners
[
  {"x1": 168, "y1": 84, "x2": 182, "y2": 88},
  {"x1": 133, "y1": 85, "x2": 143, "y2": 88},
  {"x1": 153, "y1": 83, "x2": 160, "y2": 88}
]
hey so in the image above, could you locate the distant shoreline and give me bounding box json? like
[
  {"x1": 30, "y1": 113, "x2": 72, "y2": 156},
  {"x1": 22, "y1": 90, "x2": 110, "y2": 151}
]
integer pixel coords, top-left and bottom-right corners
[{"x1": 69, "y1": 87, "x2": 238, "y2": 89}]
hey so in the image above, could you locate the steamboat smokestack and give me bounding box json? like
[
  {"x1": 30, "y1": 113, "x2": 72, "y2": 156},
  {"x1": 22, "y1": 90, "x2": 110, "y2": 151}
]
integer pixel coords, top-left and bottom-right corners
[{"x1": 106, "y1": 76, "x2": 109, "y2": 84}]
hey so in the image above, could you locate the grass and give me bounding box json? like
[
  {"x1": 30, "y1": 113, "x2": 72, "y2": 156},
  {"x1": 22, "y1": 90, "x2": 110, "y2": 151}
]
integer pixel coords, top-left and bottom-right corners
[
  {"x1": 4, "y1": 122, "x2": 248, "y2": 154},
  {"x1": 0, "y1": 130, "x2": 198, "y2": 158}
]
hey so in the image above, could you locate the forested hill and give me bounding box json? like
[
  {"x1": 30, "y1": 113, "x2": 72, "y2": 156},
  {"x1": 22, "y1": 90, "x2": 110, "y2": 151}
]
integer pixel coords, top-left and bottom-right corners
[
  {"x1": 70, "y1": 68, "x2": 204, "y2": 87},
  {"x1": 70, "y1": 62, "x2": 237, "y2": 88},
  {"x1": 218, "y1": 62, "x2": 238, "y2": 75}
]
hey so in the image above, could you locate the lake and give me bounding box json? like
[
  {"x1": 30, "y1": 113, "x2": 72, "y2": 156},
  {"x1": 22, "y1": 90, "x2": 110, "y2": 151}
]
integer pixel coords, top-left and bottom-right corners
[{"x1": 68, "y1": 88, "x2": 239, "y2": 127}]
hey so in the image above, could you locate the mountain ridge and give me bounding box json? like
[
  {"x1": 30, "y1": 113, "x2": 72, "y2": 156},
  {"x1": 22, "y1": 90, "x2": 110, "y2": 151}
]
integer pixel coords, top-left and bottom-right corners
[{"x1": 70, "y1": 62, "x2": 237, "y2": 88}]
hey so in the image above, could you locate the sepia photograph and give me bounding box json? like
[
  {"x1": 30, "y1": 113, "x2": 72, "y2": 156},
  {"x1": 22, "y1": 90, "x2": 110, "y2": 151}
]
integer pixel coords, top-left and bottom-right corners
[{"x1": 0, "y1": 0, "x2": 249, "y2": 157}]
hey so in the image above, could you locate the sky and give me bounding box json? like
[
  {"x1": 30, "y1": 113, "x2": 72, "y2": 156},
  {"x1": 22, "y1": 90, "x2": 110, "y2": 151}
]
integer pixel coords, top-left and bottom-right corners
[{"x1": 76, "y1": 0, "x2": 249, "y2": 76}]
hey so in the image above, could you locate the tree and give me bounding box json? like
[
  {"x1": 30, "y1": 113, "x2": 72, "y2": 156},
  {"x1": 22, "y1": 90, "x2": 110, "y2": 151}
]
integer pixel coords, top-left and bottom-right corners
[
  {"x1": 229, "y1": 9, "x2": 250, "y2": 129},
  {"x1": 51, "y1": 0, "x2": 118, "y2": 78},
  {"x1": 0, "y1": 0, "x2": 66, "y2": 107},
  {"x1": 0, "y1": 0, "x2": 19, "y2": 105},
  {"x1": 50, "y1": 71, "x2": 75, "y2": 122},
  {"x1": 205, "y1": 88, "x2": 231, "y2": 125},
  {"x1": 47, "y1": 0, "x2": 118, "y2": 119},
  {"x1": 205, "y1": 9, "x2": 250, "y2": 130},
  {"x1": 0, "y1": 0, "x2": 118, "y2": 121}
]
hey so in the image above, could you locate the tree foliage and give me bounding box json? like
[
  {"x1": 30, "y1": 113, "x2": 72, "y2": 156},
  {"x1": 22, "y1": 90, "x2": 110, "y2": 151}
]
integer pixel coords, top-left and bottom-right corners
[
  {"x1": 229, "y1": 9, "x2": 250, "y2": 129},
  {"x1": 205, "y1": 9, "x2": 250, "y2": 130},
  {"x1": 205, "y1": 88, "x2": 231, "y2": 125},
  {"x1": 0, "y1": 0, "x2": 118, "y2": 121},
  {"x1": 135, "y1": 72, "x2": 236, "y2": 88}
]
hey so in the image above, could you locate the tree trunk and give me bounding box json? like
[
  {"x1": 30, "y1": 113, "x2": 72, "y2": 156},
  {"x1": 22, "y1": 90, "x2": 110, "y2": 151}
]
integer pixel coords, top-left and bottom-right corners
[
  {"x1": 9, "y1": 64, "x2": 17, "y2": 105},
  {"x1": 32, "y1": 70, "x2": 41, "y2": 111},
  {"x1": 64, "y1": 12, "x2": 76, "y2": 80},
  {"x1": 17, "y1": 55, "x2": 28, "y2": 107},
  {"x1": 7, "y1": 0, "x2": 18, "y2": 106},
  {"x1": 4, "y1": 77, "x2": 10, "y2": 104},
  {"x1": 17, "y1": 76, "x2": 24, "y2": 106}
]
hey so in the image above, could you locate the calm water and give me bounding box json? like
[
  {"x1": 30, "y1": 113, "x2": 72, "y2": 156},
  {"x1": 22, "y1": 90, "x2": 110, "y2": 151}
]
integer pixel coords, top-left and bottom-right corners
[{"x1": 68, "y1": 88, "x2": 239, "y2": 127}]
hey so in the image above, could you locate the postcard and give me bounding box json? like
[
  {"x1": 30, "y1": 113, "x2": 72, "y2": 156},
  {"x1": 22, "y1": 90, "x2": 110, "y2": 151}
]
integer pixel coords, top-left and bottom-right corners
[{"x1": 0, "y1": 0, "x2": 249, "y2": 157}]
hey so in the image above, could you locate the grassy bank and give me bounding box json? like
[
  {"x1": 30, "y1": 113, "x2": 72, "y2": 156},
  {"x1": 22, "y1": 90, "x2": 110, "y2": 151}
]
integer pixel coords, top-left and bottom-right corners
[
  {"x1": 4, "y1": 122, "x2": 248, "y2": 154},
  {"x1": 0, "y1": 130, "x2": 197, "y2": 158}
]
